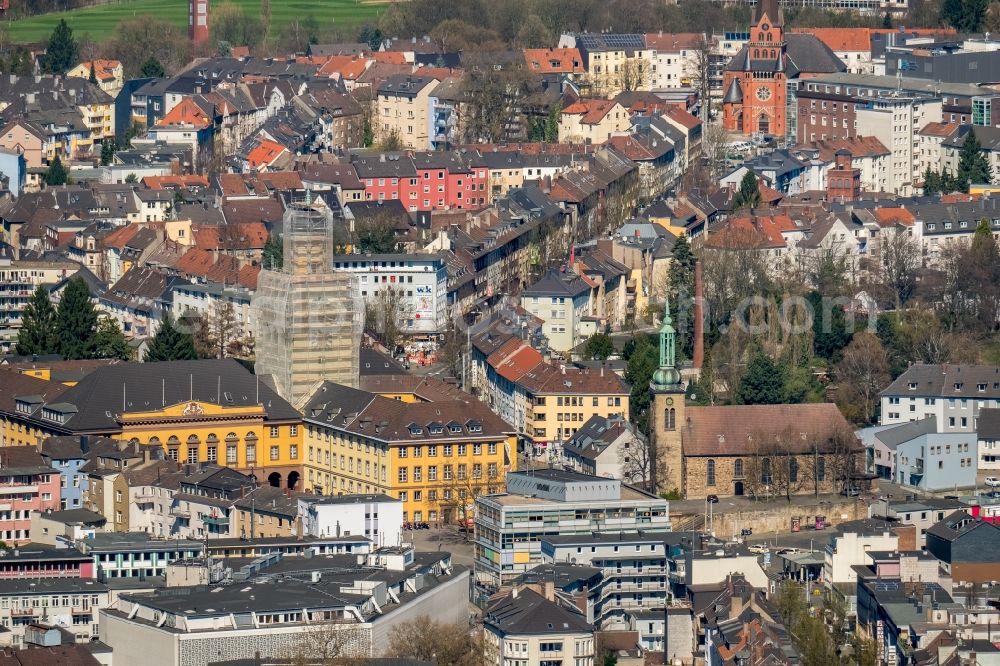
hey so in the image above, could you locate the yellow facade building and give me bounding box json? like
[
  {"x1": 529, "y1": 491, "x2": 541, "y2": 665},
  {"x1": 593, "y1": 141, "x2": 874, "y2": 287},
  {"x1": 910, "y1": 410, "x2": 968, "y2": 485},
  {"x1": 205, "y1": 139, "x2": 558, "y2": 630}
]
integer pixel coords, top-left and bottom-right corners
[
  {"x1": 303, "y1": 382, "x2": 516, "y2": 524},
  {"x1": 0, "y1": 360, "x2": 304, "y2": 489}
]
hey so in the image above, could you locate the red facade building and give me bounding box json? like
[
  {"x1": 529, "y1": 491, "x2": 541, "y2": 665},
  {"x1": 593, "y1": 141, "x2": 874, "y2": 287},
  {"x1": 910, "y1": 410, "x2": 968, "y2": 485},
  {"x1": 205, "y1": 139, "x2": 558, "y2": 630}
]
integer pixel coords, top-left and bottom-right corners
[
  {"x1": 722, "y1": 0, "x2": 845, "y2": 138},
  {"x1": 352, "y1": 151, "x2": 489, "y2": 213}
]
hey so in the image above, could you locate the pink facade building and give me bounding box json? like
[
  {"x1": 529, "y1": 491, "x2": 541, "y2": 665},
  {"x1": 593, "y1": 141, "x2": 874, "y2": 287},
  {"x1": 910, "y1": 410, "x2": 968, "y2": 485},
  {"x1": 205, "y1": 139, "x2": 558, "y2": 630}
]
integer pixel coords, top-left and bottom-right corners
[{"x1": 0, "y1": 449, "x2": 60, "y2": 545}]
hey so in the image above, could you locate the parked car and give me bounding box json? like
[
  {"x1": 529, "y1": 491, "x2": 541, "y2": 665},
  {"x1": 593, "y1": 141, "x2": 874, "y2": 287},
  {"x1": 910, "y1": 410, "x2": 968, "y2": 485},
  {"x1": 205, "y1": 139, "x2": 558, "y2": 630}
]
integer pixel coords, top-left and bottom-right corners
[
  {"x1": 985, "y1": 476, "x2": 1000, "y2": 488},
  {"x1": 840, "y1": 486, "x2": 860, "y2": 497},
  {"x1": 748, "y1": 544, "x2": 770, "y2": 554}
]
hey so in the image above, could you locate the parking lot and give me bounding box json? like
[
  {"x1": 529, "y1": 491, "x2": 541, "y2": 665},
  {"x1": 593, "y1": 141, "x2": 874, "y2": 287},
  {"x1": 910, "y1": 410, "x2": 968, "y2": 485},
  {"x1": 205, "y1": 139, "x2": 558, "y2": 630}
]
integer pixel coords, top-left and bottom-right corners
[{"x1": 406, "y1": 524, "x2": 476, "y2": 569}]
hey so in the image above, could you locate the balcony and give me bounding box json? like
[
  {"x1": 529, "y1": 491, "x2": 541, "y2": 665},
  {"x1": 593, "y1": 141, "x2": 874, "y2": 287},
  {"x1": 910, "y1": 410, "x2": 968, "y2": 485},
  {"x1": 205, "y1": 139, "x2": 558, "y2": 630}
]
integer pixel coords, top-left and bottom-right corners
[
  {"x1": 10, "y1": 608, "x2": 36, "y2": 617},
  {"x1": 170, "y1": 507, "x2": 190, "y2": 518},
  {"x1": 134, "y1": 493, "x2": 156, "y2": 503},
  {"x1": 71, "y1": 607, "x2": 92, "y2": 615},
  {"x1": 203, "y1": 515, "x2": 229, "y2": 527},
  {"x1": 0, "y1": 485, "x2": 37, "y2": 495}
]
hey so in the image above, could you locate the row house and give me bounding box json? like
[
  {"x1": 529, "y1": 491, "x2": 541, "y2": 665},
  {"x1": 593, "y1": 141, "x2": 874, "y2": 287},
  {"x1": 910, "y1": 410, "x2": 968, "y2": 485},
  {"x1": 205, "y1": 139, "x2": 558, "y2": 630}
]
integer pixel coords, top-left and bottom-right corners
[
  {"x1": 99, "y1": 266, "x2": 188, "y2": 339},
  {"x1": 563, "y1": 33, "x2": 652, "y2": 98},
  {"x1": 557, "y1": 98, "x2": 631, "y2": 145},
  {"x1": 481, "y1": 151, "x2": 574, "y2": 201},
  {"x1": 376, "y1": 74, "x2": 440, "y2": 149},
  {"x1": 0, "y1": 448, "x2": 61, "y2": 545},
  {"x1": 351, "y1": 150, "x2": 489, "y2": 212}
]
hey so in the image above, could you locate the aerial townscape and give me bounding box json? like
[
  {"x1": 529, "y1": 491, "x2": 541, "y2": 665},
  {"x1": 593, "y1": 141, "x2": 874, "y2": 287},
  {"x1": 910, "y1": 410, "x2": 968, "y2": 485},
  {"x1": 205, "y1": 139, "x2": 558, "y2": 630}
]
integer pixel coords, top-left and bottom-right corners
[{"x1": 2, "y1": 0, "x2": 1000, "y2": 663}]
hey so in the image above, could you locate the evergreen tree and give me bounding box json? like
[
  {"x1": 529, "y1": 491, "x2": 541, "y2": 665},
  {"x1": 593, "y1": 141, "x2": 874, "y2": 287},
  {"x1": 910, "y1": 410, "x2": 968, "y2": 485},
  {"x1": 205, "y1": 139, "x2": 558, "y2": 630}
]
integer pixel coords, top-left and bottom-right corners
[
  {"x1": 100, "y1": 140, "x2": 116, "y2": 166},
  {"x1": 358, "y1": 24, "x2": 384, "y2": 51},
  {"x1": 42, "y1": 20, "x2": 77, "y2": 74},
  {"x1": 808, "y1": 290, "x2": 853, "y2": 360},
  {"x1": 942, "y1": 0, "x2": 989, "y2": 32},
  {"x1": 624, "y1": 334, "x2": 658, "y2": 433},
  {"x1": 940, "y1": 169, "x2": 958, "y2": 194},
  {"x1": 262, "y1": 233, "x2": 283, "y2": 269},
  {"x1": 732, "y1": 171, "x2": 761, "y2": 209},
  {"x1": 55, "y1": 277, "x2": 98, "y2": 359},
  {"x1": 922, "y1": 166, "x2": 939, "y2": 195},
  {"x1": 544, "y1": 103, "x2": 561, "y2": 143},
  {"x1": 139, "y1": 56, "x2": 165, "y2": 78},
  {"x1": 44, "y1": 155, "x2": 67, "y2": 186},
  {"x1": 88, "y1": 62, "x2": 97, "y2": 84},
  {"x1": 144, "y1": 315, "x2": 198, "y2": 362},
  {"x1": 667, "y1": 235, "x2": 696, "y2": 358},
  {"x1": 882, "y1": 11, "x2": 893, "y2": 27},
  {"x1": 94, "y1": 316, "x2": 130, "y2": 360},
  {"x1": 735, "y1": 351, "x2": 785, "y2": 405},
  {"x1": 956, "y1": 128, "x2": 993, "y2": 192},
  {"x1": 15, "y1": 286, "x2": 57, "y2": 356}
]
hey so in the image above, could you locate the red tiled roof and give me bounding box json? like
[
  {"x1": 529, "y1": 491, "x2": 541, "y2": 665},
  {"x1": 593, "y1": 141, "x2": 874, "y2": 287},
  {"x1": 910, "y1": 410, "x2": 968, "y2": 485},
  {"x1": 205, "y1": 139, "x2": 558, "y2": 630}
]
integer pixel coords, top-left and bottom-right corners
[
  {"x1": 190, "y1": 222, "x2": 268, "y2": 250},
  {"x1": 141, "y1": 175, "x2": 210, "y2": 190},
  {"x1": 102, "y1": 224, "x2": 140, "y2": 250},
  {"x1": 523, "y1": 48, "x2": 585, "y2": 74},
  {"x1": 245, "y1": 140, "x2": 288, "y2": 169},
  {"x1": 874, "y1": 207, "x2": 915, "y2": 227},
  {"x1": 919, "y1": 121, "x2": 959, "y2": 138},
  {"x1": 682, "y1": 403, "x2": 858, "y2": 456},
  {"x1": 157, "y1": 97, "x2": 212, "y2": 128},
  {"x1": 662, "y1": 105, "x2": 701, "y2": 130},
  {"x1": 562, "y1": 99, "x2": 619, "y2": 125},
  {"x1": 317, "y1": 55, "x2": 372, "y2": 79},
  {"x1": 644, "y1": 33, "x2": 704, "y2": 52},
  {"x1": 796, "y1": 135, "x2": 890, "y2": 161},
  {"x1": 75, "y1": 59, "x2": 120, "y2": 82},
  {"x1": 791, "y1": 27, "x2": 957, "y2": 53},
  {"x1": 372, "y1": 51, "x2": 408, "y2": 65}
]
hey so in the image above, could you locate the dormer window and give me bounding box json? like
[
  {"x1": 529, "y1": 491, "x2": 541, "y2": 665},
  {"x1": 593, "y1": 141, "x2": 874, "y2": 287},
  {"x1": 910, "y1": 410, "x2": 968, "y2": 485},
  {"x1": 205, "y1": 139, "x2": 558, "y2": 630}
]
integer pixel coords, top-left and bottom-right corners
[
  {"x1": 908, "y1": 383, "x2": 917, "y2": 390},
  {"x1": 978, "y1": 383, "x2": 987, "y2": 392},
  {"x1": 449, "y1": 425, "x2": 462, "y2": 434},
  {"x1": 954, "y1": 383, "x2": 963, "y2": 391}
]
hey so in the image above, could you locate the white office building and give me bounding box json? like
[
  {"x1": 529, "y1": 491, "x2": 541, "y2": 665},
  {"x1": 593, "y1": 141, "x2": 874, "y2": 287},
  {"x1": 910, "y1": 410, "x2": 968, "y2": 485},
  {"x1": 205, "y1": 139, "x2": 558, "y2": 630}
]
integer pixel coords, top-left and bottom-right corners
[
  {"x1": 333, "y1": 253, "x2": 449, "y2": 336},
  {"x1": 298, "y1": 493, "x2": 404, "y2": 547}
]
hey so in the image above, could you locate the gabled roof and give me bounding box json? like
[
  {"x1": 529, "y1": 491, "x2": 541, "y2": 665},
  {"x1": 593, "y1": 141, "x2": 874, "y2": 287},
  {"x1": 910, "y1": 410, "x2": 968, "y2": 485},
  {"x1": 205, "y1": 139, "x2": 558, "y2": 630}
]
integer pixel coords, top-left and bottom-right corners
[
  {"x1": 523, "y1": 269, "x2": 591, "y2": 298},
  {"x1": 484, "y1": 587, "x2": 591, "y2": 636},
  {"x1": 156, "y1": 97, "x2": 212, "y2": 128},
  {"x1": 523, "y1": 48, "x2": 585, "y2": 74},
  {"x1": 682, "y1": 403, "x2": 858, "y2": 456},
  {"x1": 244, "y1": 139, "x2": 289, "y2": 170},
  {"x1": 644, "y1": 32, "x2": 704, "y2": 52},
  {"x1": 561, "y1": 99, "x2": 620, "y2": 125}
]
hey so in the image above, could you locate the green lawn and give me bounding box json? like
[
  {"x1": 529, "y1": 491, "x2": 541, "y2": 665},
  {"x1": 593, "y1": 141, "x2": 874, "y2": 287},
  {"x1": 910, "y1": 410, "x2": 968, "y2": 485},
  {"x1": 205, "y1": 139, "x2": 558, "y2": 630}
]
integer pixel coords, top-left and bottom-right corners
[{"x1": 6, "y1": 0, "x2": 385, "y2": 44}]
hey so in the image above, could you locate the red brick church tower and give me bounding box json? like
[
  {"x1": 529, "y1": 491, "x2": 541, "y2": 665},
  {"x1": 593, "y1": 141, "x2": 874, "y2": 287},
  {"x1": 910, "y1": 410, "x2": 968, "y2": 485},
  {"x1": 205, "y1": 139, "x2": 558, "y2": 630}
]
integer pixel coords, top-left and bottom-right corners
[{"x1": 722, "y1": 0, "x2": 789, "y2": 137}]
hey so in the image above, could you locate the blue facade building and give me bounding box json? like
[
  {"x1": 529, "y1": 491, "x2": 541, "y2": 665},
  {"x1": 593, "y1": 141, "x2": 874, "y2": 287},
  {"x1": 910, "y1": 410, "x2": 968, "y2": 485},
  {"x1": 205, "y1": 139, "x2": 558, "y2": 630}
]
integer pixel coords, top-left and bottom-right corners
[{"x1": 39, "y1": 436, "x2": 107, "y2": 510}]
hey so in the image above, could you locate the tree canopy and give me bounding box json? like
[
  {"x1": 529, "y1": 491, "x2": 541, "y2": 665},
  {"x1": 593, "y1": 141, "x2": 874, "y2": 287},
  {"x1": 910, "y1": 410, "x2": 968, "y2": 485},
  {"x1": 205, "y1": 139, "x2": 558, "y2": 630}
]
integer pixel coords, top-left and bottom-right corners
[
  {"x1": 42, "y1": 20, "x2": 77, "y2": 74},
  {"x1": 44, "y1": 155, "x2": 68, "y2": 187},
  {"x1": 584, "y1": 332, "x2": 615, "y2": 360},
  {"x1": 732, "y1": 171, "x2": 762, "y2": 209},
  {"x1": 55, "y1": 277, "x2": 99, "y2": 360},
  {"x1": 144, "y1": 315, "x2": 199, "y2": 362},
  {"x1": 15, "y1": 286, "x2": 57, "y2": 356},
  {"x1": 956, "y1": 128, "x2": 993, "y2": 191},
  {"x1": 735, "y1": 351, "x2": 786, "y2": 405}
]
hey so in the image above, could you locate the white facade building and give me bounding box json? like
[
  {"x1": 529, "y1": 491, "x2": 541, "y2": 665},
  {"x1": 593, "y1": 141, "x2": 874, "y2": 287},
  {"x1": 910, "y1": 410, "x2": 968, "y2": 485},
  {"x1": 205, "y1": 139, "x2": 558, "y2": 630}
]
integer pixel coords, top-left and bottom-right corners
[
  {"x1": 299, "y1": 494, "x2": 404, "y2": 548},
  {"x1": 333, "y1": 253, "x2": 449, "y2": 335},
  {"x1": 823, "y1": 520, "x2": 899, "y2": 587},
  {"x1": 855, "y1": 97, "x2": 941, "y2": 196},
  {"x1": 171, "y1": 282, "x2": 255, "y2": 342}
]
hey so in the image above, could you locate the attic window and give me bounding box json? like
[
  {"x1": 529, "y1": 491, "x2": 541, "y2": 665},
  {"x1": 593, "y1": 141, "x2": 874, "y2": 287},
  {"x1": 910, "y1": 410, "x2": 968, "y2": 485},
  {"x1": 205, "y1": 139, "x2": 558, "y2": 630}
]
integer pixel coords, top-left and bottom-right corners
[
  {"x1": 954, "y1": 383, "x2": 963, "y2": 391},
  {"x1": 978, "y1": 383, "x2": 987, "y2": 392},
  {"x1": 449, "y1": 425, "x2": 462, "y2": 434},
  {"x1": 908, "y1": 383, "x2": 917, "y2": 390},
  {"x1": 428, "y1": 425, "x2": 443, "y2": 435}
]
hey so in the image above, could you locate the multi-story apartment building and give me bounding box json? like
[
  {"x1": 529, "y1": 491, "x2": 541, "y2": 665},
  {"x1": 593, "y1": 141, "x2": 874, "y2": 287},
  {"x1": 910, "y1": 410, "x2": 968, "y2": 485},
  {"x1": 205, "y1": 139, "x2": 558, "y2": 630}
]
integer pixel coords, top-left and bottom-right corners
[
  {"x1": 474, "y1": 469, "x2": 670, "y2": 588},
  {"x1": 520, "y1": 269, "x2": 595, "y2": 353},
  {"x1": 170, "y1": 281, "x2": 255, "y2": 346},
  {"x1": 483, "y1": 586, "x2": 595, "y2": 666},
  {"x1": 541, "y1": 531, "x2": 669, "y2": 625},
  {"x1": 375, "y1": 75, "x2": 440, "y2": 149},
  {"x1": 645, "y1": 32, "x2": 704, "y2": 90},
  {"x1": 333, "y1": 253, "x2": 449, "y2": 336},
  {"x1": 879, "y1": 363, "x2": 1000, "y2": 432},
  {"x1": 302, "y1": 382, "x2": 516, "y2": 525},
  {"x1": 0, "y1": 258, "x2": 79, "y2": 353},
  {"x1": 0, "y1": 578, "x2": 109, "y2": 646},
  {"x1": 298, "y1": 493, "x2": 403, "y2": 547},
  {"x1": 350, "y1": 151, "x2": 489, "y2": 212},
  {"x1": 855, "y1": 96, "x2": 941, "y2": 196},
  {"x1": 562, "y1": 33, "x2": 651, "y2": 97},
  {"x1": 0, "y1": 448, "x2": 61, "y2": 544}
]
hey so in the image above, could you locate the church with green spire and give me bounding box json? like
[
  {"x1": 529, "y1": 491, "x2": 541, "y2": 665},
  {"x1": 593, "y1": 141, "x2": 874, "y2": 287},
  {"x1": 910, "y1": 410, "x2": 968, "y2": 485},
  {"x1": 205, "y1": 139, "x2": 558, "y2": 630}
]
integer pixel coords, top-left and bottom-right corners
[{"x1": 649, "y1": 298, "x2": 686, "y2": 494}]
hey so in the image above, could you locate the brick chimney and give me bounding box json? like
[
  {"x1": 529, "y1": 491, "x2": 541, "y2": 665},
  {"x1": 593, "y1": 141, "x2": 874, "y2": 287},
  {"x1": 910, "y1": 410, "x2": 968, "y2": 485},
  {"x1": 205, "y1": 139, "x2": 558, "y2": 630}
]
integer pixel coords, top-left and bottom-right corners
[{"x1": 826, "y1": 149, "x2": 860, "y2": 202}]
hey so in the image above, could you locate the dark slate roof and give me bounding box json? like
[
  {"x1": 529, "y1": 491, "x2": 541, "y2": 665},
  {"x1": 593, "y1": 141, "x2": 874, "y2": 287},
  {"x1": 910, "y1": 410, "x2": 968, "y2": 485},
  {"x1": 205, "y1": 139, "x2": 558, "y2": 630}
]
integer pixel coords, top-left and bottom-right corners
[
  {"x1": 484, "y1": 587, "x2": 591, "y2": 635},
  {"x1": 978, "y1": 407, "x2": 1000, "y2": 440},
  {"x1": 26, "y1": 359, "x2": 299, "y2": 433},
  {"x1": 522, "y1": 269, "x2": 591, "y2": 298},
  {"x1": 726, "y1": 34, "x2": 845, "y2": 76},
  {"x1": 881, "y1": 363, "x2": 1000, "y2": 398},
  {"x1": 874, "y1": 416, "x2": 937, "y2": 450},
  {"x1": 723, "y1": 78, "x2": 743, "y2": 104},
  {"x1": 359, "y1": 348, "x2": 407, "y2": 376}
]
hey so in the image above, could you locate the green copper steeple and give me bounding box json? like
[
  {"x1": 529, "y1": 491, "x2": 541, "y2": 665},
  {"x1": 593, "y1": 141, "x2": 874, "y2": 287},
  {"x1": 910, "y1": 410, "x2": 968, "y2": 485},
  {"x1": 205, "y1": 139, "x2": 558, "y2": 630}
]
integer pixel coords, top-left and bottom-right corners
[{"x1": 651, "y1": 298, "x2": 682, "y2": 390}]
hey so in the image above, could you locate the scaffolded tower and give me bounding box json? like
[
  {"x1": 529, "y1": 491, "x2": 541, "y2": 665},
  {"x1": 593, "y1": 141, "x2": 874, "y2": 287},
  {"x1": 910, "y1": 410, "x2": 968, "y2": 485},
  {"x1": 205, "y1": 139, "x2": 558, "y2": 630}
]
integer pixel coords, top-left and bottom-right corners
[{"x1": 252, "y1": 202, "x2": 361, "y2": 404}]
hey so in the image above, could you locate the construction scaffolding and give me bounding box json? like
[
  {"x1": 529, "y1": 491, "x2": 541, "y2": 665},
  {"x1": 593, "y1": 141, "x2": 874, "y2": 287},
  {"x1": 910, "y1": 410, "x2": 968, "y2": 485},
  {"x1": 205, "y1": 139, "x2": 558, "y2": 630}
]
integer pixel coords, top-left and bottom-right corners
[{"x1": 252, "y1": 202, "x2": 361, "y2": 404}]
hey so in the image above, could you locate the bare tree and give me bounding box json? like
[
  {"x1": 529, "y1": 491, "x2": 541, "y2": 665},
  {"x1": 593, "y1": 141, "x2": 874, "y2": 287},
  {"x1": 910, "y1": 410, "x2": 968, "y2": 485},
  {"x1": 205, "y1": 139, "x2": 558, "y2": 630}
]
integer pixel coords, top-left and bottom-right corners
[
  {"x1": 210, "y1": 300, "x2": 238, "y2": 358},
  {"x1": 876, "y1": 228, "x2": 920, "y2": 310},
  {"x1": 282, "y1": 622, "x2": 368, "y2": 666},
  {"x1": 742, "y1": 427, "x2": 808, "y2": 502},
  {"x1": 618, "y1": 431, "x2": 652, "y2": 489},
  {"x1": 685, "y1": 37, "x2": 714, "y2": 119},
  {"x1": 617, "y1": 57, "x2": 648, "y2": 93},
  {"x1": 834, "y1": 331, "x2": 890, "y2": 425},
  {"x1": 364, "y1": 285, "x2": 409, "y2": 352},
  {"x1": 388, "y1": 616, "x2": 483, "y2": 666},
  {"x1": 441, "y1": 461, "x2": 497, "y2": 532}
]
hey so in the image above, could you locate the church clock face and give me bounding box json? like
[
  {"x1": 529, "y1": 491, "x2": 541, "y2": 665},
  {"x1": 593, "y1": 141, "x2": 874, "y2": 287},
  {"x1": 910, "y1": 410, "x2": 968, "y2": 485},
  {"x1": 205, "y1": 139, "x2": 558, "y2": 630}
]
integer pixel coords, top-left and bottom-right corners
[
  {"x1": 666, "y1": 398, "x2": 674, "y2": 406},
  {"x1": 761, "y1": 23, "x2": 770, "y2": 30},
  {"x1": 756, "y1": 86, "x2": 772, "y2": 101}
]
